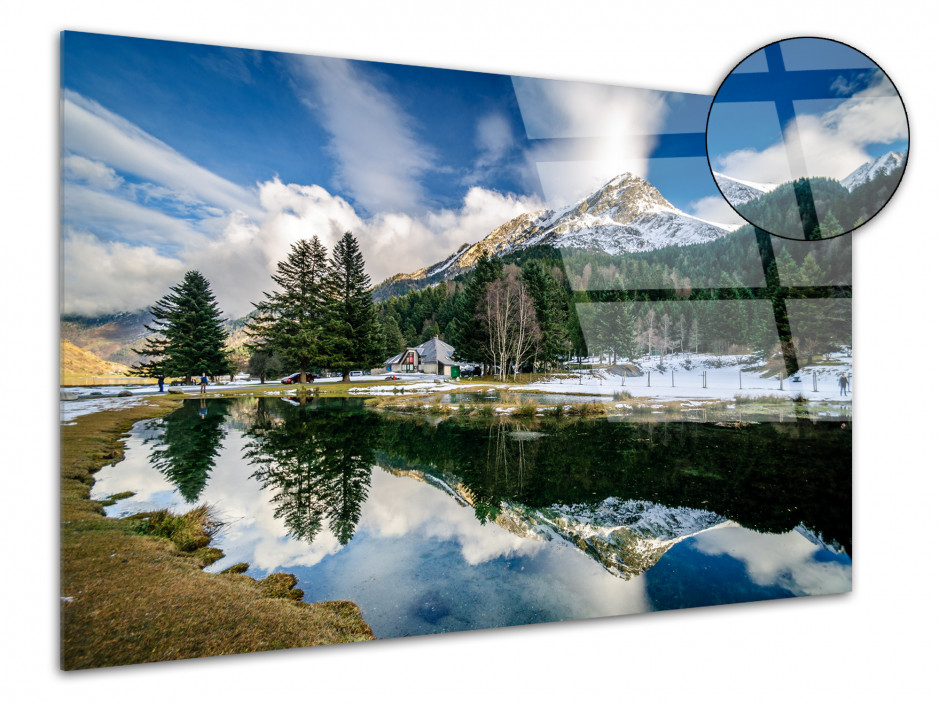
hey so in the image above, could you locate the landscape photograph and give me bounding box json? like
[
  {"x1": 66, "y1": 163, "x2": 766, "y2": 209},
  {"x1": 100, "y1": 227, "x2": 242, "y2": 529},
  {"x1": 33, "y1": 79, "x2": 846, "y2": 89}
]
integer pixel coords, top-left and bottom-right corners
[{"x1": 60, "y1": 31, "x2": 853, "y2": 670}]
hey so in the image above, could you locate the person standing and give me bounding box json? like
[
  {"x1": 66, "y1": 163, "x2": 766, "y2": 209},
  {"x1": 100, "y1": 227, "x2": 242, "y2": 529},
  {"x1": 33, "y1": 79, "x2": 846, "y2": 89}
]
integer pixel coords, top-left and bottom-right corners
[
  {"x1": 838, "y1": 372, "x2": 849, "y2": 396},
  {"x1": 157, "y1": 372, "x2": 165, "y2": 393},
  {"x1": 200, "y1": 371, "x2": 209, "y2": 394}
]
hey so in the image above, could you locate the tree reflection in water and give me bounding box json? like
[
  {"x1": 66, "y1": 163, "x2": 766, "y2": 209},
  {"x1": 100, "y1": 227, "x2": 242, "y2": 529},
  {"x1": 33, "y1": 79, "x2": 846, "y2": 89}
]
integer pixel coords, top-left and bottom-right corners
[
  {"x1": 146, "y1": 397, "x2": 229, "y2": 502},
  {"x1": 145, "y1": 396, "x2": 851, "y2": 556},
  {"x1": 243, "y1": 396, "x2": 377, "y2": 545},
  {"x1": 372, "y1": 414, "x2": 852, "y2": 555}
]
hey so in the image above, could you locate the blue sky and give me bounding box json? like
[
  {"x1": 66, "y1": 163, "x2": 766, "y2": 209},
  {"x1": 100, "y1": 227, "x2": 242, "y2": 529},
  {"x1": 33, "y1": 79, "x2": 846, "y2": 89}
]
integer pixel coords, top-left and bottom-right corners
[
  {"x1": 707, "y1": 37, "x2": 908, "y2": 185},
  {"x1": 62, "y1": 31, "x2": 731, "y2": 317}
]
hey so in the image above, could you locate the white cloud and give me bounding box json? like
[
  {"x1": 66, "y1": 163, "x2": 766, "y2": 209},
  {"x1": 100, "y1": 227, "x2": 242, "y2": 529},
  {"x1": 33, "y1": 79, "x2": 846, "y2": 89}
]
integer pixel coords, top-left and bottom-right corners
[
  {"x1": 255, "y1": 178, "x2": 361, "y2": 258},
  {"x1": 814, "y1": 73, "x2": 907, "y2": 147},
  {"x1": 512, "y1": 77, "x2": 669, "y2": 206},
  {"x1": 63, "y1": 91, "x2": 260, "y2": 219},
  {"x1": 361, "y1": 186, "x2": 544, "y2": 281},
  {"x1": 475, "y1": 112, "x2": 514, "y2": 166},
  {"x1": 64, "y1": 182, "x2": 212, "y2": 247},
  {"x1": 716, "y1": 73, "x2": 907, "y2": 184},
  {"x1": 63, "y1": 154, "x2": 123, "y2": 190},
  {"x1": 693, "y1": 526, "x2": 851, "y2": 596},
  {"x1": 290, "y1": 56, "x2": 434, "y2": 215},
  {"x1": 63, "y1": 172, "x2": 542, "y2": 317},
  {"x1": 512, "y1": 77, "x2": 668, "y2": 141},
  {"x1": 57, "y1": 91, "x2": 542, "y2": 319},
  {"x1": 250, "y1": 179, "x2": 543, "y2": 285},
  {"x1": 361, "y1": 470, "x2": 545, "y2": 566},
  {"x1": 63, "y1": 227, "x2": 187, "y2": 316},
  {"x1": 687, "y1": 195, "x2": 747, "y2": 227}
]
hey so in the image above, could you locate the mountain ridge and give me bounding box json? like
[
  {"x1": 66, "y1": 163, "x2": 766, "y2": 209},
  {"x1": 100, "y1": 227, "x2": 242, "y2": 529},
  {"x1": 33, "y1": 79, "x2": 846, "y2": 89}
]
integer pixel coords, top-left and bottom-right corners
[
  {"x1": 840, "y1": 150, "x2": 906, "y2": 192},
  {"x1": 376, "y1": 172, "x2": 732, "y2": 297},
  {"x1": 716, "y1": 150, "x2": 907, "y2": 207}
]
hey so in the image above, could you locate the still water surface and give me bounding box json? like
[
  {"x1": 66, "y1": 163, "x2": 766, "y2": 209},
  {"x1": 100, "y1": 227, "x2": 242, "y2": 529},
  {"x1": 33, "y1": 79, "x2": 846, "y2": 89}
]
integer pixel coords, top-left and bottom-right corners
[{"x1": 91, "y1": 397, "x2": 851, "y2": 638}]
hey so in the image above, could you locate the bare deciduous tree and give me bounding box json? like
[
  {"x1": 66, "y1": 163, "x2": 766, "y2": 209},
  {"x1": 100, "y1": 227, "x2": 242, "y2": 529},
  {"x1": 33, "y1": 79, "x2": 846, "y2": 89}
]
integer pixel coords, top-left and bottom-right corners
[
  {"x1": 478, "y1": 269, "x2": 542, "y2": 381},
  {"x1": 644, "y1": 309, "x2": 656, "y2": 357}
]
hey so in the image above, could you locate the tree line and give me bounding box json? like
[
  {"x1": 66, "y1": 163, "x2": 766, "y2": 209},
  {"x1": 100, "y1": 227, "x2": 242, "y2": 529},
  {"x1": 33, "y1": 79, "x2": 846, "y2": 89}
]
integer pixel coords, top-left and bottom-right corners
[
  {"x1": 375, "y1": 229, "x2": 851, "y2": 373},
  {"x1": 146, "y1": 396, "x2": 851, "y2": 552},
  {"x1": 737, "y1": 163, "x2": 904, "y2": 239},
  {"x1": 132, "y1": 222, "x2": 851, "y2": 383},
  {"x1": 132, "y1": 231, "x2": 383, "y2": 384},
  {"x1": 245, "y1": 231, "x2": 382, "y2": 383}
]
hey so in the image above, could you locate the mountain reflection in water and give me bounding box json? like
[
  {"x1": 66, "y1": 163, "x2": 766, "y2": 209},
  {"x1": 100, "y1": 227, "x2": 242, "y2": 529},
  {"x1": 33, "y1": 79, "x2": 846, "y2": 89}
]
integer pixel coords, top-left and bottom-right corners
[{"x1": 91, "y1": 396, "x2": 851, "y2": 638}]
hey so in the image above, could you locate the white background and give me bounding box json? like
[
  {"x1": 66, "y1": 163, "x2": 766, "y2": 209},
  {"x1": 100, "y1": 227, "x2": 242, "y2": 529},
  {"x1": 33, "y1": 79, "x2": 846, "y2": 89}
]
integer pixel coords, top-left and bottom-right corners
[{"x1": 2, "y1": 1, "x2": 937, "y2": 701}]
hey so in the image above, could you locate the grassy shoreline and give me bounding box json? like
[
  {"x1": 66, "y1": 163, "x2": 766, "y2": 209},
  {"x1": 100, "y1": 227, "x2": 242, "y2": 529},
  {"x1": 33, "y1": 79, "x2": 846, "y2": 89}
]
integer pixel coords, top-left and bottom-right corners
[{"x1": 60, "y1": 396, "x2": 373, "y2": 670}]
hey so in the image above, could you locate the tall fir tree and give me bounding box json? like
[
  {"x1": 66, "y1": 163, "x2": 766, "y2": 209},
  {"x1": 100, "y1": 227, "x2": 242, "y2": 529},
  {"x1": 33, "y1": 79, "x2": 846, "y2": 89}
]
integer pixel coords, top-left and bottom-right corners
[
  {"x1": 378, "y1": 311, "x2": 406, "y2": 359},
  {"x1": 567, "y1": 295, "x2": 589, "y2": 361},
  {"x1": 131, "y1": 270, "x2": 231, "y2": 383},
  {"x1": 451, "y1": 253, "x2": 503, "y2": 367},
  {"x1": 521, "y1": 261, "x2": 571, "y2": 369},
  {"x1": 246, "y1": 236, "x2": 329, "y2": 383},
  {"x1": 601, "y1": 301, "x2": 637, "y2": 362},
  {"x1": 322, "y1": 231, "x2": 382, "y2": 381}
]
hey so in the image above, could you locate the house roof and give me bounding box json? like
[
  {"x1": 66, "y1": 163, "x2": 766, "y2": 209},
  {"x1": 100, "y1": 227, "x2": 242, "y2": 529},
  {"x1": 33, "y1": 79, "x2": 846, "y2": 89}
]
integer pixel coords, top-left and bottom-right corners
[
  {"x1": 385, "y1": 337, "x2": 456, "y2": 368},
  {"x1": 383, "y1": 346, "x2": 420, "y2": 367},
  {"x1": 415, "y1": 336, "x2": 456, "y2": 366}
]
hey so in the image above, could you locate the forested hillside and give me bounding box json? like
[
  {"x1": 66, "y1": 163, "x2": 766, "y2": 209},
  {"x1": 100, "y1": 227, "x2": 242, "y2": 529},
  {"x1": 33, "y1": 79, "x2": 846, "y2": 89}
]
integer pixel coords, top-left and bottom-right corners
[
  {"x1": 376, "y1": 226, "x2": 851, "y2": 369},
  {"x1": 737, "y1": 163, "x2": 905, "y2": 239}
]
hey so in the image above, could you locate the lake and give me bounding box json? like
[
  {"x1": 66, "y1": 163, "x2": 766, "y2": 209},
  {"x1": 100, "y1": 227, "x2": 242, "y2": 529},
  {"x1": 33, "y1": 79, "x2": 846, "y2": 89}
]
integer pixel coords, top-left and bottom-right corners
[{"x1": 90, "y1": 396, "x2": 851, "y2": 638}]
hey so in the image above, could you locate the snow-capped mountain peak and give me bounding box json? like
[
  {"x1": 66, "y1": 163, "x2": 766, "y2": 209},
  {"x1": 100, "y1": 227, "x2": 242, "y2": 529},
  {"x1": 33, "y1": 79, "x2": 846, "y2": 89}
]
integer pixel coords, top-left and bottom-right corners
[
  {"x1": 713, "y1": 151, "x2": 907, "y2": 209},
  {"x1": 840, "y1": 151, "x2": 906, "y2": 191},
  {"x1": 713, "y1": 172, "x2": 776, "y2": 206},
  {"x1": 381, "y1": 172, "x2": 732, "y2": 291}
]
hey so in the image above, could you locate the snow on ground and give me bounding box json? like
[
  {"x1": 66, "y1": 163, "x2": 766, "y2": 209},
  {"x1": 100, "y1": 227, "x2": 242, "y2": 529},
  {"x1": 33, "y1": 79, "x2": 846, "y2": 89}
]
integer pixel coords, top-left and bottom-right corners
[
  {"x1": 59, "y1": 392, "x2": 151, "y2": 423},
  {"x1": 59, "y1": 350, "x2": 852, "y2": 422},
  {"x1": 59, "y1": 379, "x2": 268, "y2": 422},
  {"x1": 511, "y1": 350, "x2": 853, "y2": 403},
  {"x1": 346, "y1": 380, "x2": 477, "y2": 396},
  {"x1": 58, "y1": 373, "x2": 463, "y2": 420}
]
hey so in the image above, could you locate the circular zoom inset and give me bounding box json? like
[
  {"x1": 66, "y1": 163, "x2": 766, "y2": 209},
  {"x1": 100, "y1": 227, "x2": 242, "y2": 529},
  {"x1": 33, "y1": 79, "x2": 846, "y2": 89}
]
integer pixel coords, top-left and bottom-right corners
[{"x1": 706, "y1": 37, "x2": 908, "y2": 240}]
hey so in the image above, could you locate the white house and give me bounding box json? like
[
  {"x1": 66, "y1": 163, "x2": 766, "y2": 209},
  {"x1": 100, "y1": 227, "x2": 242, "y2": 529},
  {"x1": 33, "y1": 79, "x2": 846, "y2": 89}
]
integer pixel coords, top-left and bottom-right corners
[{"x1": 380, "y1": 336, "x2": 459, "y2": 377}]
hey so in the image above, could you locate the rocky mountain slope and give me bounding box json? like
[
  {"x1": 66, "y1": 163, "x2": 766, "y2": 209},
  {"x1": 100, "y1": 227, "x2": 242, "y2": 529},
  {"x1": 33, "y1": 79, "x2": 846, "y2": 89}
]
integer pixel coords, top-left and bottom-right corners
[
  {"x1": 840, "y1": 150, "x2": 906, "y2": 192},
  {"x1": 60, "y1": 311, "x2": 252, "y2": 368},
  {"x1": 715, "y1": 150, "x2": 907, "y2": 207},
  {"x1": 712, "y1": 172, "x2": 775, "y2": 206},
  {"x1": 60, "y1": 339, "x2": 131, "y2": 377},
  {"x1": 380, "y1": 172, "x2": 732, "y2": 294},
  {"x1": 384, "y1": 463, "x2": 729, "y2": 581}
]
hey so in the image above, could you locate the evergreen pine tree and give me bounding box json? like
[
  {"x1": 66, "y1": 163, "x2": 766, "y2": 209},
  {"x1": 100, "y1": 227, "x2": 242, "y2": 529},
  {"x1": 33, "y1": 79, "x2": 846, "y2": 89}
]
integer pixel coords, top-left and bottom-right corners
[
  {"x1": 521, "y1": 260, "x2": 570, "y2": 370},
  {"x1": 819, "y1": 211, "x2": 844, "y2": 239},
  {"x1": 322, "y1": 231, "x2": 382, "y2": 381},
  {"x1": 452, "y1": 254, "x2": 503, "y2": 367},
  {"x1": 611, "y1": 303, "x2": 637, "y2": 361},
  {"x1": 567, "y1": 296, "x2": 589, "y2": 362},
  {"x1": 246, "y1": 236, "x2": 329, "y2": 383},
  {"x1": 131, "y1": 270, "x2": 231, "y2": 383},
  {"x1": 379, "y1": 313, "x2": 406, "y2": 359}
]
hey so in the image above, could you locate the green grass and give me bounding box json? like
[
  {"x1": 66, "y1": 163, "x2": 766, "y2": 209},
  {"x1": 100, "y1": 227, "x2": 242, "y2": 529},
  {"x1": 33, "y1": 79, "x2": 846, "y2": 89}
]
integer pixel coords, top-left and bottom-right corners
[
  {"x1": 130, "y1": 505, "x2": 220, "y2": 552},
  {"x1": 60, "y1": 399, "x2": 373, "y2": 670},
  {"x1": 99, "y1": 490, "x2": 135, "y2": 507},
  {"x1": 734, "y1": 393, "x2": 797, "y2": 405}
]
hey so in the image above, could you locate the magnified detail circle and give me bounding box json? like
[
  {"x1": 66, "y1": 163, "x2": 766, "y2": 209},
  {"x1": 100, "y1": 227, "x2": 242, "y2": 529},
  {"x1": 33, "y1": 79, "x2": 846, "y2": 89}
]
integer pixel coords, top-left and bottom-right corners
[{"x1": 706, "y1": 37, "x2": 908, "y2": 240}]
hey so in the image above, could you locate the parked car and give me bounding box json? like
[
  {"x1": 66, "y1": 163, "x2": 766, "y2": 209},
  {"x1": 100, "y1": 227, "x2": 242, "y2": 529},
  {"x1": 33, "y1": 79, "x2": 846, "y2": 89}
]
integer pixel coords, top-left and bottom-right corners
[
  {"x1": 280, "y1": 372, "x2": 317, "y2": 384},
  {"x1": 350, "y1": 370, "x2": 363, "y2": 377}
]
